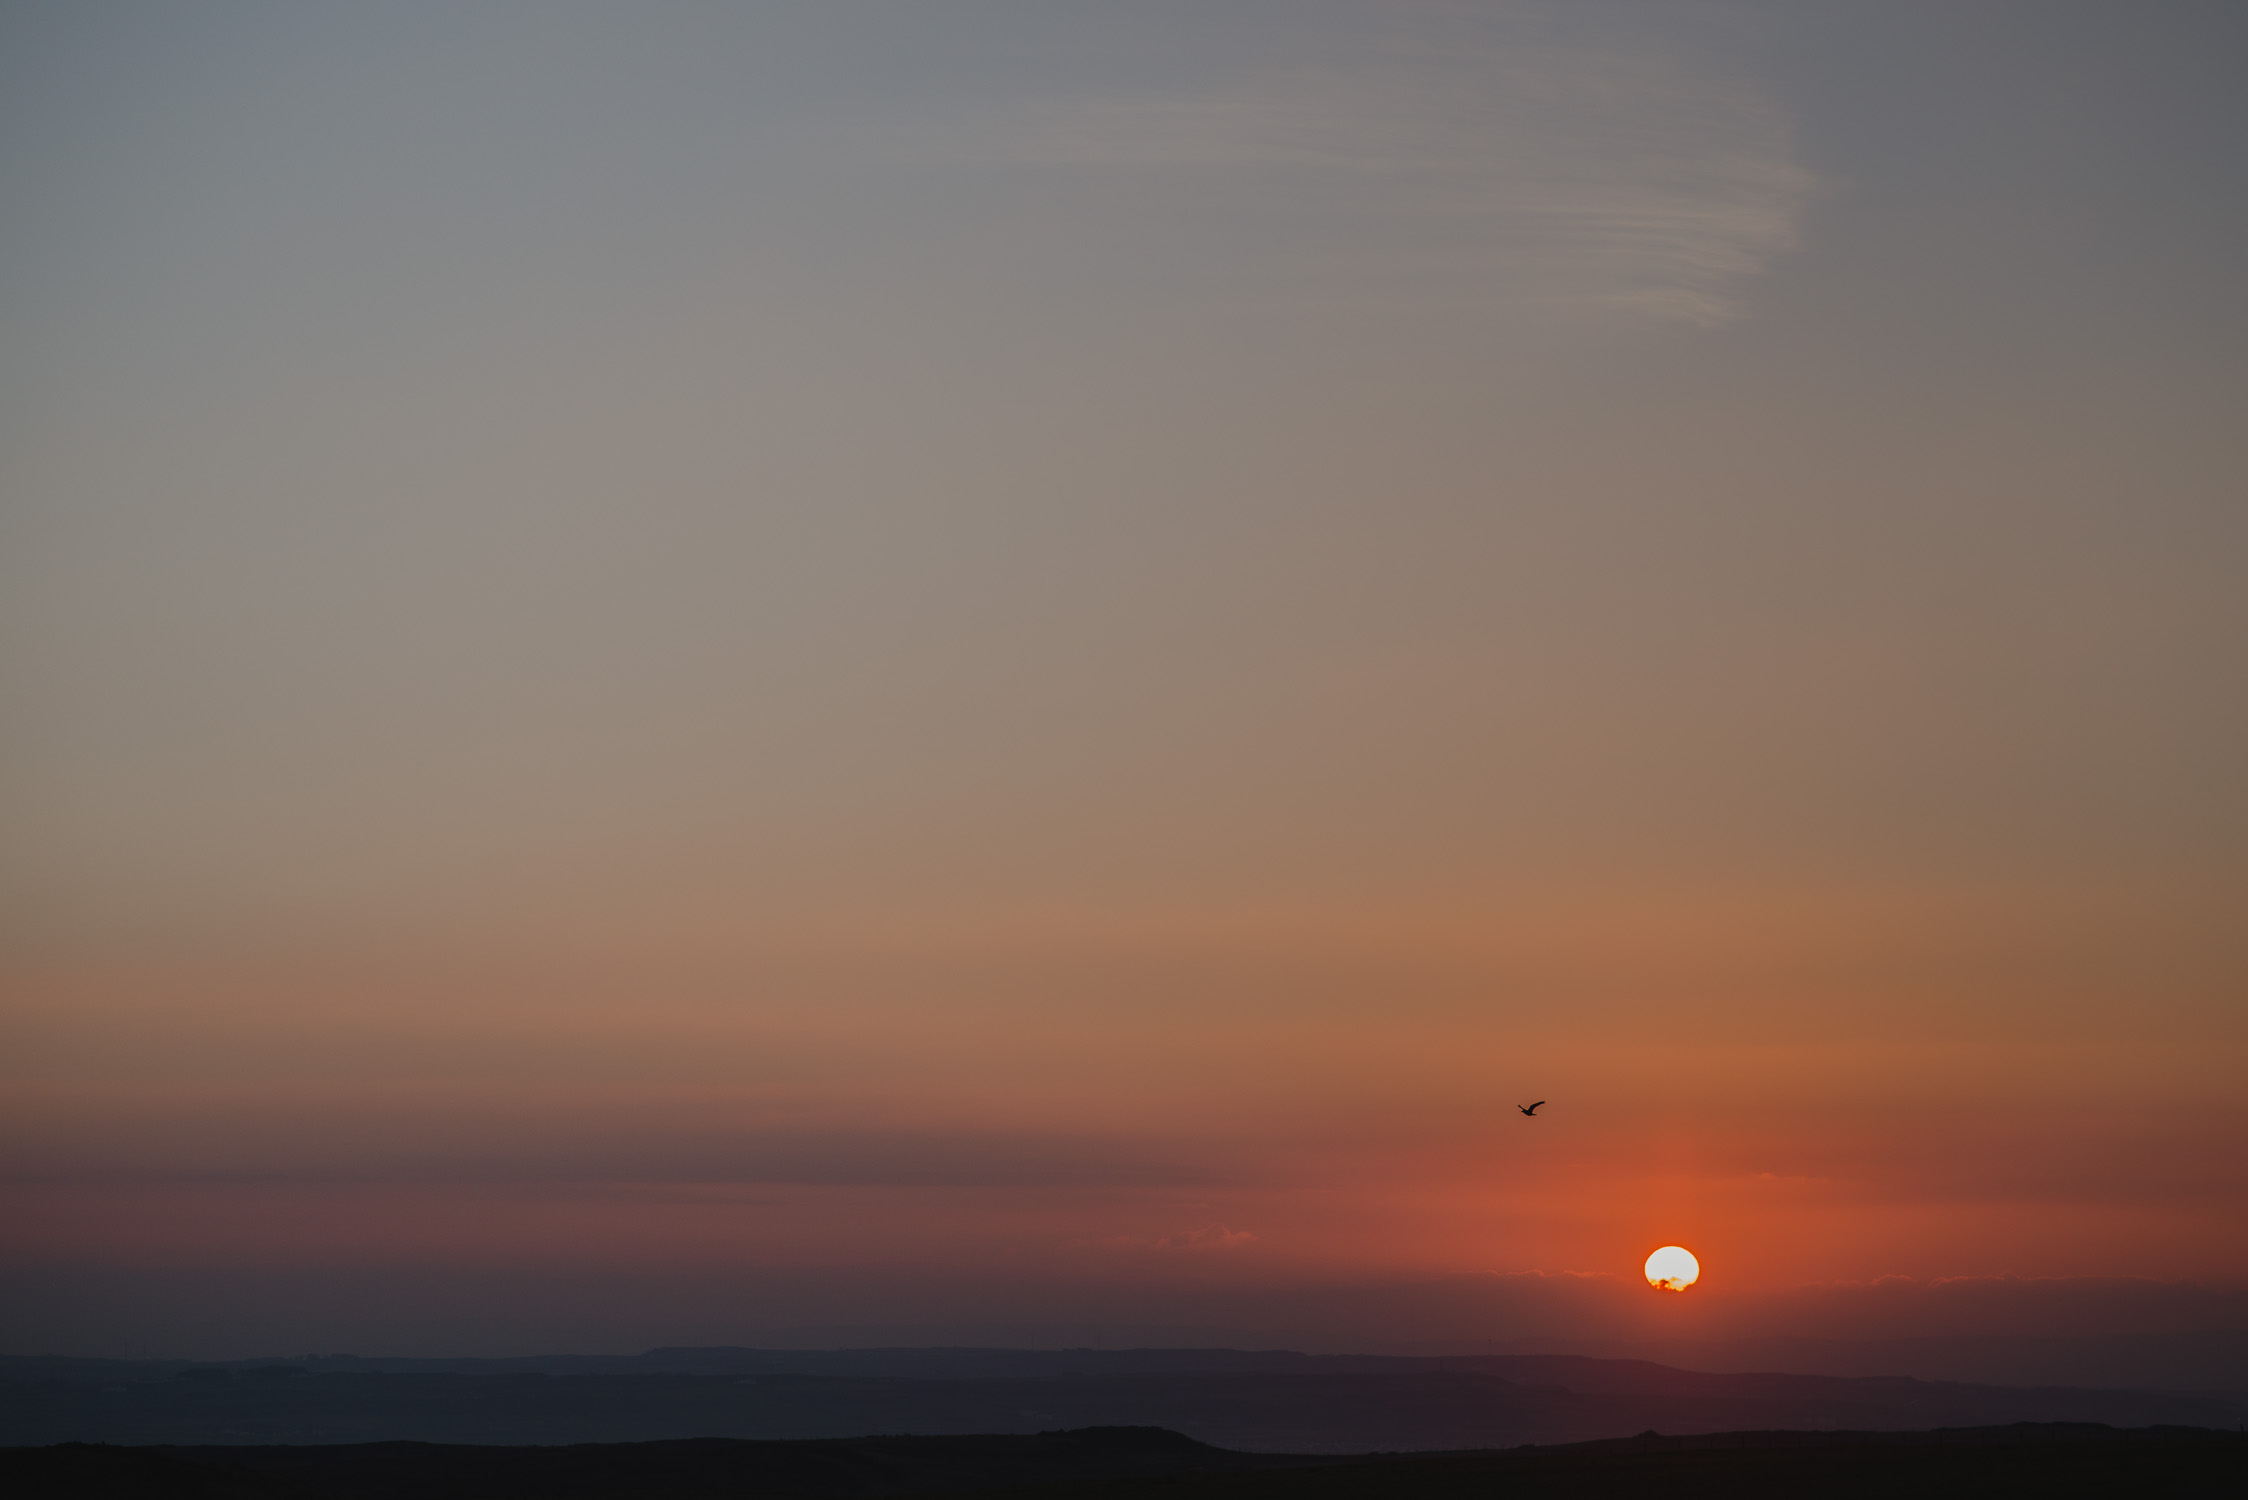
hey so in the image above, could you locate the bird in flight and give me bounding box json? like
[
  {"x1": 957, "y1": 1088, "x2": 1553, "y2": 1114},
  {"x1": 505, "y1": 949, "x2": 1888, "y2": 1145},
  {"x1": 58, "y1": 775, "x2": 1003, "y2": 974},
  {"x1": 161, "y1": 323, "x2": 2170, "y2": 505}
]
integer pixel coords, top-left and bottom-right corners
[{"x1": 1518, "y1": 1101, "x2": 1545, "y2": 1117}]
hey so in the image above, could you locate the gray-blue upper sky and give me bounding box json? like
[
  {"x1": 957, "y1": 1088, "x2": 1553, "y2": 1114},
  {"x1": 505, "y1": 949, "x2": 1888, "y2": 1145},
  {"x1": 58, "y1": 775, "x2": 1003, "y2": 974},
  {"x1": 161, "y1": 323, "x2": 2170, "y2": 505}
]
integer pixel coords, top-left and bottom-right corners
[{"x1": 7, "y1": 1, "x2": 2242, "y2": 927}]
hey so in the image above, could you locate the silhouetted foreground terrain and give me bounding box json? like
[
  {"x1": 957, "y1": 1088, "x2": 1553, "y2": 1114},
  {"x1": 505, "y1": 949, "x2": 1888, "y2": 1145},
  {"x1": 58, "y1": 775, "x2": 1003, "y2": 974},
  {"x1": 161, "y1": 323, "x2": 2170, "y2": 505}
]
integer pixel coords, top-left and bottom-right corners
[
  {"x1": 5, "y1": 1424, "x2": 2244, "y2": 1498},
  {"x1": 4, "y1": 1348, "x2": 2239, "y2": 1450}
]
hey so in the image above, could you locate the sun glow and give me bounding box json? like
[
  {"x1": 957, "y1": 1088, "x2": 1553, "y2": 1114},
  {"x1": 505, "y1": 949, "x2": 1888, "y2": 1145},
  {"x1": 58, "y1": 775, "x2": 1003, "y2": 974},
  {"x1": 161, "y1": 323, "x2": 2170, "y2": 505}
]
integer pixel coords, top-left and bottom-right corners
[{"x1": 1644, "y1": 1245, "x2": 1700, "y2": 1291}]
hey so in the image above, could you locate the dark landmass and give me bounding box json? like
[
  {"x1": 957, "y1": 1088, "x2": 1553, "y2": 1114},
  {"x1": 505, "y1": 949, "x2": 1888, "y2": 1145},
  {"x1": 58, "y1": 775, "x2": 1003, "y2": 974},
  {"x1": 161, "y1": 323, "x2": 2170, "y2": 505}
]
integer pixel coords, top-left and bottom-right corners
[
  {"x1": 5, "y1": 1424, "x2": 2243, "y2": 1499},
  {"x1": 2, "y1": 1348, "x2": 2239, "y2": 1450}
]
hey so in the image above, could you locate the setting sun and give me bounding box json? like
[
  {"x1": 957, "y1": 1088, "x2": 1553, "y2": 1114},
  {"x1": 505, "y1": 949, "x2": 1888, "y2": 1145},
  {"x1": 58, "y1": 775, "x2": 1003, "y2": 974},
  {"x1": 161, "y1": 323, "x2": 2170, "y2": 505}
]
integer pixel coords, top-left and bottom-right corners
[{"x1": 1645, "y1": 1245, "x2": 1700, "y2": 1292}]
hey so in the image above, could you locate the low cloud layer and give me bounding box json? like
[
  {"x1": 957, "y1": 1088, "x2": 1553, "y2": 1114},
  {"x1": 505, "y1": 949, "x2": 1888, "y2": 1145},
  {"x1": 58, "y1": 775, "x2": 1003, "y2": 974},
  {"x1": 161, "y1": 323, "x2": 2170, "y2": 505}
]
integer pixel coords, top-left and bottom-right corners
[{"x1": 6, "y1": 1264, "x2": 2241, "y2": 1393}]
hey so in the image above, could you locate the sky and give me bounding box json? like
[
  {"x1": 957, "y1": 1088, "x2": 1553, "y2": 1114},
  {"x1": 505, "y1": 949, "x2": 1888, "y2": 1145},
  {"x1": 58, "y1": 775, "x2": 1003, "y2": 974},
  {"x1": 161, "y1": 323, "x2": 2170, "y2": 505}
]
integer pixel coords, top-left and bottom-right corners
[{"x1": 2, "y1": 1, "x2": 2245, "y2": 1363}]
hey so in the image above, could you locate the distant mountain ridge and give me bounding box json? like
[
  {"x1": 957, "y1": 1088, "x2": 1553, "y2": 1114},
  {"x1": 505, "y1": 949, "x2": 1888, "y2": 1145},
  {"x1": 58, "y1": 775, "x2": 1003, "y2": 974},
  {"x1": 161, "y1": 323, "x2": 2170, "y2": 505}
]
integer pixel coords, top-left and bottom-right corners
[
  {"x1": 4, "y1": 1348, "x2": 2241, "y2": 1450},
  {"x1": 10, "y1": 1341, "x2": 2240, "y2": 1390}
]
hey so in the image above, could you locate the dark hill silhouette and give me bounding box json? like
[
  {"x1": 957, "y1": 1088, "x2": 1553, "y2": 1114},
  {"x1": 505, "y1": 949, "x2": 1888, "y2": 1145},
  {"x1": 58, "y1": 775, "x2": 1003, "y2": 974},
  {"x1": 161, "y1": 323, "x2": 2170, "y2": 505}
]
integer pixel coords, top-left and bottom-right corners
[{"x1": 3, "y1": 1424, "x2": 2243, "y2": 1499}]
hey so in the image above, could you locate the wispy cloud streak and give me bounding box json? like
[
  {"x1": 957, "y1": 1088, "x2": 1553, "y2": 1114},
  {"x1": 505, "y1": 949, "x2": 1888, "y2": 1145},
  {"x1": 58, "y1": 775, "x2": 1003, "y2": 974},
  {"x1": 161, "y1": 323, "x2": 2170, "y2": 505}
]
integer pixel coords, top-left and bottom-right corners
[{"x1": 956, "y1": 31, "x2": 1815, "y2": 327}]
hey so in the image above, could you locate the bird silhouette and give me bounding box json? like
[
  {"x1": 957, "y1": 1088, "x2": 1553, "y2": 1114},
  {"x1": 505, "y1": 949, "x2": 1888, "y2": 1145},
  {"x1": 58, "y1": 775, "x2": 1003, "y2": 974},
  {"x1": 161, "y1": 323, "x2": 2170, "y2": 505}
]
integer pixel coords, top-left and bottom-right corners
[{"x1": 1518, "y1": 1101, "x2": 1545, "y2": 1116}]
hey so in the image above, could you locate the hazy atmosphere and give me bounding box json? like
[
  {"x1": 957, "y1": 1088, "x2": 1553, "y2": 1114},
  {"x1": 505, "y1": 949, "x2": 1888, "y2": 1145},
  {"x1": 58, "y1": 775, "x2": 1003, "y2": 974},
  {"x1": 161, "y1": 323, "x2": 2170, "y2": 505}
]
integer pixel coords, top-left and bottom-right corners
[{"x1": 3, "y1": 1, "x2": 2244, "y2": 1369}]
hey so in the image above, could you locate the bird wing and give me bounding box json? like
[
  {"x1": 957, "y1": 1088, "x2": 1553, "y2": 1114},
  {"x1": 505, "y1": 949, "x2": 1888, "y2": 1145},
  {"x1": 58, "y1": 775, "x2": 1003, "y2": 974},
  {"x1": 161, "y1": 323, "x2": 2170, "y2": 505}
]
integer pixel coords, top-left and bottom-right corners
[{"x1": 1524, "y1": 1101, "x2": 1545, "y2": 1113}]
